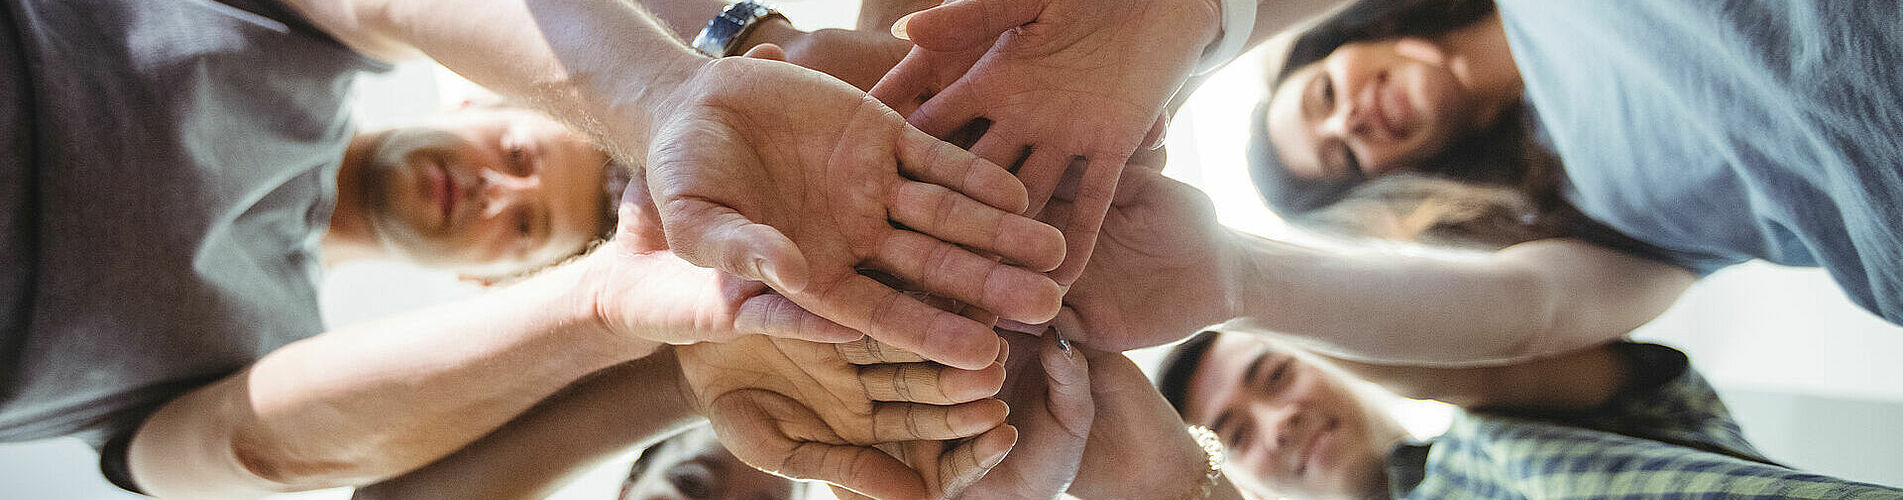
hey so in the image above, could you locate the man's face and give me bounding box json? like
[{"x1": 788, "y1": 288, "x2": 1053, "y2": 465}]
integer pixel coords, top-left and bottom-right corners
[
  {"x1": 620, "y1": 429, "x2": 803, "y2": 500},
  {"x1": 357, "y1": 108, "x2": 610, "y2": 278},
  {"x1": 1183, "y1": 333, "x2": 1405, "y2": 499}
]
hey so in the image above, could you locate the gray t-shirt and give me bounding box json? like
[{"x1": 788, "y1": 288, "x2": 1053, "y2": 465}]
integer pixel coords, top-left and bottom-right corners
[
  {"x1": 1498, "y1": 0, "x2": 1903, "y2": 323},
  {"x1": 0, "y1": 0, "x2": 385, "y2": 459}
]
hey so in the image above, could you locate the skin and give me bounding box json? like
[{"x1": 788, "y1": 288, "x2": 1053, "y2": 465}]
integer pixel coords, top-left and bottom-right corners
[
  {"x1": 619, "y1": 427, "x2": 803, "y2": 500},
  {"x1": 326, "y1": 107, "x2": 610, "y2": 279},
  {"x1": 1265, "y1": 12, "x2": 1525, "y2": 182},
  {"x1": 1182, "y1": 333, "x2": 1409, "y2": 500},
  {"x1": 127, "y1": 0, "x2": 1052, "y2": 495}
]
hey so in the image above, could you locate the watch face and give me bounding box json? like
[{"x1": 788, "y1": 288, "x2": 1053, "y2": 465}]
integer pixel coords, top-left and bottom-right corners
[{"x1": 705, "y1": 18, "x2": 743, "y2": 42}]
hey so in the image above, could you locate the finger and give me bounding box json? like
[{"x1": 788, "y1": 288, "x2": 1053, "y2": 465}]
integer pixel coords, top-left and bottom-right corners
[
  {"x1": 895, "y1": 126, "x2": 1030, "y2": 214},
  {"x1": 868, "y1": 231, "x2": 1062, "y2": 323},
  {"x1": 837, "y1": 336, "x2": 931, "y2": 364},
  {"x1": 933, "y1": 425, "x2": 1018, "y2": 498},
  {"x1": 615, "y1": 168, "x2": 667, "y2": 252},
  {"x1": 872, "y1": 47, "x2": 987, "y2": 119},
  {"x1": 662, "y1": 198, "x2": 811, "y2": 294},
  {"x1": 870, "y1": 399, "x2": 1009, "y2": 442},
  {"x1": 899, "y1": 0, "x2": 1041, "y2": 51},
  {"x1": 870, "y1": 48, "x2": 937, "y2": 115},
  {"x1": 907, "y1": 81, "x2": 987, "y2": 140},
  {"x1": 888, "y1": 180, "x2": 1063, "y2": 271},
  {"x1": 1142, "y1": 114, "x2": 1170, "y2": 150},
  {"x1": 742, "y1": 42, "x2": 788, "y2": 61},
  {"x1": 858, "y1": 361, "x2": 1006, "y2": 404},
  {"x1": 1014, "y1": 146, "x2": 1077, "y2": 215},
  {"x1": 708, "y1": 390, "x2": 928, "y2": 500},
  {"x1": 967, "y1": 129, "x2": 1030, "y2": 175},
  {"x1": 734, "y1": 293, "x2": 862, "y2": 343},
  {"x1": 1047, "y1": 156, "x2": 1124, "y2": 286},
  {"x1": 1040, "y1": 331, "x2": 1094, "y2": 435},
  {"x1": 801, "y1": 273, "x2": 1000, "y2": 370}
]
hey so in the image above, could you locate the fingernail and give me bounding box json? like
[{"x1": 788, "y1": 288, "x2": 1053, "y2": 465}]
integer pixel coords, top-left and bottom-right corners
[
  {"x1": 891, "y1": 12, "x2": 918, "y2": 40},
  {"x1": 980, "y1": 448, "x2": 1008, "y2": 469},
  {"x1": 756, "y1": 258, "x2": 783, "y2": 287},
  {"x1": 1148, "y1": 131, "x2": 1168, "y2": 150},
  {"x1": 1051, "y1": 328, "x2": 1072, "y2": 353}
]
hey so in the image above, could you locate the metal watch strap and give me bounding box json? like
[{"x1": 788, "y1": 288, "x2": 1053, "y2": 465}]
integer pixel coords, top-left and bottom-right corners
[{"x1": 690, "y1": 1, "x2": 783, "y2": 57}]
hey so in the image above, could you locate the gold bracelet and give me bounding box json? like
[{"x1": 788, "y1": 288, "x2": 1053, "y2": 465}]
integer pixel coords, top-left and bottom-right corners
[{"x1": 1181, "y1": 425, "x2": 1227, "y2": 500}]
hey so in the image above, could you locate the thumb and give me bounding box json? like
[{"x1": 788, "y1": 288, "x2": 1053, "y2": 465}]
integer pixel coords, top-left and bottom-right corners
[
  {"x1": 663, "y1": 198, "x2": 811, "y2": 294},
  {"x1": 615, "y1": 168, "x2": 668, "y2": 252},
  {"x1": 742, "y1": 42, "x2": 788, "y2": 61},
  {"x1": 893, "y1": 0, "x2": 1041, "y2": 51}
]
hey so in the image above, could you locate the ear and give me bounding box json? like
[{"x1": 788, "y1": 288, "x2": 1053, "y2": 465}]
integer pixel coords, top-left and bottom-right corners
[{"x1": 742, "y1": 43, "x2": 789, "y2": 61}]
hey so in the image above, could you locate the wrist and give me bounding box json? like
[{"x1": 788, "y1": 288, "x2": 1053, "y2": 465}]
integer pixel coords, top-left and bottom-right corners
[
  {"x1": 583, "y1": 46, "x2": 710, "y2": 148},
  {"x1": 565, "y1": 250, "x2": 667, "y2": 360},
  {"x1": 1216, "y1": 228, "x2": 1262, "y2": 322},
  {"x1": 736, "y1": 17, "x2": 803, "y2": 55}
]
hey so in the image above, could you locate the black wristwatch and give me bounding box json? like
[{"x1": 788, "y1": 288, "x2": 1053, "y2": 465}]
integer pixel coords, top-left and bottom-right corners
[{"x1": 690, "y1": 1, "x2": 786, "y2": 57}]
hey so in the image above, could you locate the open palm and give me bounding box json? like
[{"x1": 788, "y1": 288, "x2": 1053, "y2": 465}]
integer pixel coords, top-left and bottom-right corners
[{"x1": 648, "y1": 56, "x2": 1066, "y2": 369}]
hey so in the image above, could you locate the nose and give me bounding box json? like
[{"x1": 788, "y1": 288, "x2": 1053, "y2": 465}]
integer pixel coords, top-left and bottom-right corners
[
  {"x1": 1252, "y1": 404, "x2": 1308, "y2": 452},
  {"x1": 478, "y1": 169, "x2": 539, "y2": 217}
]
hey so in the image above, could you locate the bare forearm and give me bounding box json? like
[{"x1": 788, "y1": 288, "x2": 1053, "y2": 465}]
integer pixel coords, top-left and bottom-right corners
[
  {"x1": 284, "y1": 0, "x2": 710, "y2": 154},
  {"x1": 355, "y1": 349, "x2": 698, "y2": 500},
  {"x1": 1224, "y1": 233, "x2": 1690, "y2": 366},
  {"x1": 128, "y1": 262, "x2": 648, "y2": 497}
]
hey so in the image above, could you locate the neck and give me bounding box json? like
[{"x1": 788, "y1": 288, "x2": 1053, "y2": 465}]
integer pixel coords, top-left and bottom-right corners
[
  {"x1": 1437, "y1": 11, "x2": 1524, "y2": 129},
  {"x1": 323, "y1": 131, "x2": 393, "y2": 267}
]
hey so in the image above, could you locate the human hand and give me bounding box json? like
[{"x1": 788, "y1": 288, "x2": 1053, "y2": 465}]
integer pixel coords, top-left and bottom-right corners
[
  {"x1": 1009, "y1": 149, "x2": 1243, "y2": 351},
  {"x1": 676, "y1": 335, "x2": 1015, "y2": 500},
  {"x1": 870, "y1": 0, "x2": 1219, "y2": 285},
  {"x1": 746, "y1": 23, "x2": 913, "y2": 91},
  {"x1": 645, "y1": 54, "x2": 1066, "y2": 369},
  {"x1": 1069, "y1": 346, "x2": 1235, "y2": 500},
  {"x1": 585, "y1": 166, "x2": 857, "y2": 347},
  {"x1": 955, "y1": 331, "x2": 1093, "y2": 499}
]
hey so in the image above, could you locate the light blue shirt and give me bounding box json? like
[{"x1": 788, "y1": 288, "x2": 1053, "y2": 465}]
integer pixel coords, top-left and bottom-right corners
[{"x1": 1497, "y1": 0, "x2": 1903, "y2": 324}]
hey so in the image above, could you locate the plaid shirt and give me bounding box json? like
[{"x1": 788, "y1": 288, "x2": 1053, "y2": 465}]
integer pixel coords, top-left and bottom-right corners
[{"x1": 1391, "y1": 344, "x2": 1903, "y2": 499}]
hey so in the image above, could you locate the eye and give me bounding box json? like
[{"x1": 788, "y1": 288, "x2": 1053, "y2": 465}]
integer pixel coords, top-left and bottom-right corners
[
  {"x1": 665, "y1": 463, "x2": 716, "y2": 499},
  {"x1": 505, "y1": 144, "x2": 533, "y2": 176},
  {"x1": 1320, "y1": 77, "x2": 1335, "y2": 107},
  {"x1": 1340, "y1": 145, "x2": 1366, "y2": 180},
  {"x1": 514, "y1": 209, "x2": 533, "y2": 238},
  {"x1": 1265, "y1": 358, "x2": 1292, "y2": 393},
  {"x1": 1231, "y1": 421, "x2": 1254, "y2": 451}
]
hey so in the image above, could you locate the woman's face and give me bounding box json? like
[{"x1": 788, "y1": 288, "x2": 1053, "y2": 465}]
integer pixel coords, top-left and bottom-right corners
[{"x1": 1267, "y1": 38, "x2": 1480, "y2": 181}]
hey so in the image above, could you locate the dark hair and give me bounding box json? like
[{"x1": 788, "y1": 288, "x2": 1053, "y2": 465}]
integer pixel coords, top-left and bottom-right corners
[
  {"x1": 1156, "y1": 330, "x2": 1224, "y2": 417},
  {"x1": 1251, "y1": 0, "x2": 1577, "y2": 249}
]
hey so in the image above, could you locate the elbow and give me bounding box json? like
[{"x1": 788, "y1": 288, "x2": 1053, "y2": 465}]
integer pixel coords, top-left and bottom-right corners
[{"x1": 227, "y1": 427, "x2": 397, "y2": 491}]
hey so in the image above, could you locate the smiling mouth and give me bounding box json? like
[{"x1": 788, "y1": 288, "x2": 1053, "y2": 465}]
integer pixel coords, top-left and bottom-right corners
[
  {"x1": 1294, "y1": 416, "x2": 1339, "y2": 477},
  {"x1": 426, "y1": 158, "x2": 457, "y2": 231}
]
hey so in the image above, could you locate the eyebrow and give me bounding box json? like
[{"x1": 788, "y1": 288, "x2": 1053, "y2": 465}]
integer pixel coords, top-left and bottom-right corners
[{"x1": 1243, "y1": 350, "x2": 1270, "y2": 388}]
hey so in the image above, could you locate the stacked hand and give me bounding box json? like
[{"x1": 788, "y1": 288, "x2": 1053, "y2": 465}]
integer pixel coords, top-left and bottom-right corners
[
  {"x1": 641, "y1": 52, "x2": 1067, "y2": 369},
  {"x1": 871, "y1": 0, "x2": 1220, "y2": 285},
  {"x1": 677, "y1": 335, "x2": 1015, "y2": 500},
  {"x1": 999, "y1": 148, "x2": 1243, "y2": 351}
]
